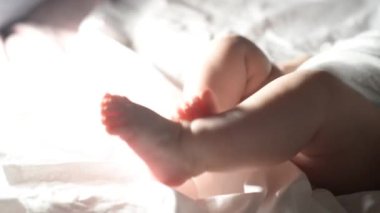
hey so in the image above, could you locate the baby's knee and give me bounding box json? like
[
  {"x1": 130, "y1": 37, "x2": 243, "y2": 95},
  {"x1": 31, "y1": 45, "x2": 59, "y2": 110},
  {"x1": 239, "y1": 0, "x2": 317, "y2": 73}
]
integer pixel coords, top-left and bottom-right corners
[
  {"x1": 214, "y1": 34, "x2": 270, "y2": 68},
  {"x1": 216, "y1": 34, "x2": 250, "y2": 46},
  {"x1": 213, "y1": 34, "x2": 258, "y2": 55}
]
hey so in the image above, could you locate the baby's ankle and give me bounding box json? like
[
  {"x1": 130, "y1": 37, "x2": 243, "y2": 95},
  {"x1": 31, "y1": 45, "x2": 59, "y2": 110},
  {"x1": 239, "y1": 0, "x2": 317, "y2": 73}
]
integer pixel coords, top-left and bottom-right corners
[{"x1": 178, "y1": 122, "x2": 206, "y2": 177}]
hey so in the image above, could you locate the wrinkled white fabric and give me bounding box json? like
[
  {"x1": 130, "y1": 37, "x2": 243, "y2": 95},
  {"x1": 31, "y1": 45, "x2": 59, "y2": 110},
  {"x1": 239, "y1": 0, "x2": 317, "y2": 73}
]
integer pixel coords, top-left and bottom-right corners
[
  {"x1": 0, "y1": 0, "x2": 46, "y2": 29},
  {"x1": 0, "y1": 30, "x2": 379, "y2": 213},
  {"x1": 299, "y1": 31, "x2": 380, "y2": 106},
  {"x1": 1, "y1": 0, "x2": 380, "y2": 212},
  {"x1": 89, "y1": 0, "x2": 380, "y2": 83}
]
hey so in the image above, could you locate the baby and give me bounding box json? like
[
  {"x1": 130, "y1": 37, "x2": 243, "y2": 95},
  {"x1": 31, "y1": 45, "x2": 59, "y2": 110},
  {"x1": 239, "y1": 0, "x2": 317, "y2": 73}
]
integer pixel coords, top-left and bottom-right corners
[{"x1": 101, "y1": 35, "x2": 380, "y2": 195}]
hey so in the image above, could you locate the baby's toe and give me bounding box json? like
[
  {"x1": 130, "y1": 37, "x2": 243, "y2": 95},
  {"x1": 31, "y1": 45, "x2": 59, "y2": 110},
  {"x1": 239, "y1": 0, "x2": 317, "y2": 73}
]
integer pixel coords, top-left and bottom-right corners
[
  {"x1": 102, "y1": 94, "x2": 126, "y2": 105},
  {"x1": 105, "y1": 124, "x2": 123, "y2": 135},
  {"x1": 102, "y1": 99, "x2": 129, "y2": 114},
  {"x1": 101, "y1": 94, "x2": 133, "y2": 134},
  {"x1": 101, "y1": 103, "x2": 121, "y2": 116},
  {"x1": 102, "y1": 93, "x2": 113, "y2": 104},
  {"x1": 102, "y1": 114, "x2": 128, "y2": 133},
  {"x1": 177, "y1": 97, "x2": 204, "y2": 121}
]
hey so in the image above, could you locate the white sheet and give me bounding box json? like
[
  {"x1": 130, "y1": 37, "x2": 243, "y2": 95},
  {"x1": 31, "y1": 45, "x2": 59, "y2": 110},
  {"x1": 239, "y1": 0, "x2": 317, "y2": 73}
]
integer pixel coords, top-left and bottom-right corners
[
  {"x1": 1, "y1": 0, "x2": 380, "y2": 212},
  {"x1": 298, "y1": 31, "x2": 380, "y2": 106},
  {"x1": 0, "y1": 0, "x2": 46, "y2": 29},
  {"x1": 89, "y1": 0, "x2": 380, "y2": 83},
  {"x1": 0, "y1": 29, "x2": 379, "y2": 213}
]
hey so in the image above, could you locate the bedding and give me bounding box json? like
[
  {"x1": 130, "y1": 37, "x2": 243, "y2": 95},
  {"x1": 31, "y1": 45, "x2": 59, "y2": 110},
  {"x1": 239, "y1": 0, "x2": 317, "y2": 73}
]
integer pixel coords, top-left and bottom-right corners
[
  {"x1": 1, "y1": 0, "x2": 380, "y2": 212},
  {"x1": 88, "y1": 0, "x2": 380, "y2": 83},
  {"x1": 0, "y1": 0, "x2": 46, "y2": 29},
  {"x1": 1, "y1": 27, "x2": 379, "y2": 213},
  {"x1": 299, "y1": 31, "x2": 380, "y2": 106}
]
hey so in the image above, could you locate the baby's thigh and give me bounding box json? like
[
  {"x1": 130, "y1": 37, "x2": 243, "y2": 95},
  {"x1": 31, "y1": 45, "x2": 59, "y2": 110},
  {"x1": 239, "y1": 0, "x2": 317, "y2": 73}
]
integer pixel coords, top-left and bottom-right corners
[
  {"x1": 301, "y1": 71, "x2": 379, "y2": 154},
  {"x1": 293, "y1": 70, "x2": 380, "y2": 194}
]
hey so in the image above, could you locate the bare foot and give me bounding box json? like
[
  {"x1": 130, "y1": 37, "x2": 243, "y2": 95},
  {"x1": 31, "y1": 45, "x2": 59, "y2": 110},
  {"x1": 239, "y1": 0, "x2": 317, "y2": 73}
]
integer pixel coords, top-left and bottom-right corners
[
  {"x1": 101, "y1": 94, "x2": 199, "y2": 186},
  {"x1": 177, "y1": 90, "x2": 215, "y2": 121}
]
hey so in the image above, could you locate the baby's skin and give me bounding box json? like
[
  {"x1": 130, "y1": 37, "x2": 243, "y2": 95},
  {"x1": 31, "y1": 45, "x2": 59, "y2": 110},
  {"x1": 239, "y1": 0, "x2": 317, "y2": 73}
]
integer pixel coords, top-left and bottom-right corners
[{"x1": 101, "y1": 35, "x2": 380, "y2": 195}]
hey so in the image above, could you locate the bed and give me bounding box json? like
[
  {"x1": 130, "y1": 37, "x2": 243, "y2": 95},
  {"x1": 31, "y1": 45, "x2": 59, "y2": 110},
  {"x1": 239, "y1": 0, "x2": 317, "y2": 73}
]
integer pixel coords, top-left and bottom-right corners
[{"x1": 1, "y1": 0, "x2": 380, "y2": 212}]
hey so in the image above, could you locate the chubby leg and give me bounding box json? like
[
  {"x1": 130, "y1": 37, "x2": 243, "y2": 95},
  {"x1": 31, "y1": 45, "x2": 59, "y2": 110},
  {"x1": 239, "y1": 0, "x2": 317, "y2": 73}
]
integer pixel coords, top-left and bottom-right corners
[
  {"x1": 184, "y1": 70, "x2": 329, "y2": 170},
  {"x1": 187, "y1": 70, "x2": 380, "y2": 194},
  {"x1": 292, "y1": 71, "x2": 380, "y2": 194},
  {"x1": 179, "y1": 35, "x2": 281, "y2": 121},
  {"x1": 101, "y1": 69, "x2": 328, "y2": 187},
  {"x1": 102, "y1": 69, "x2": 380, "y2": 193},
  {"x1": 101, "y1": 70, "x2": 327, "y2": 185}
]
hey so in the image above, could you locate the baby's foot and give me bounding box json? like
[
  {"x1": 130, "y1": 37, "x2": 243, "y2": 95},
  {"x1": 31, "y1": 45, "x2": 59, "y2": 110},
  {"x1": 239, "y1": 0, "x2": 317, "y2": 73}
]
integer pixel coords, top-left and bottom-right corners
[
  {"x1": 177, "y1": 90, "x2": 215, "y2": 121},
  {"x1": 101, "y1": 94, "x2": 199, "y2": 186}
]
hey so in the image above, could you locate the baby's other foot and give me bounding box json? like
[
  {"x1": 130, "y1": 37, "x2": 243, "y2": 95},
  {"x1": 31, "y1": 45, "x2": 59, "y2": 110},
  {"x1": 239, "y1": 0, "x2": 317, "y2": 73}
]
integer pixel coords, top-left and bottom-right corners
[
  {"x1": 177, "y1": 90, "x2": 215, "y2": 121},
  {"x1": 101, "y1": 94, "x2": 199, "y2": 186}
]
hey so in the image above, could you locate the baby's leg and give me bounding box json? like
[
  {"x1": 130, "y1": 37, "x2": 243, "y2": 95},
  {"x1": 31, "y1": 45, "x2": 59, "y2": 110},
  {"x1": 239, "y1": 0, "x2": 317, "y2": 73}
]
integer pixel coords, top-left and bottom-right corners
[
  {"x1": 101, "y1": 70, "x2": 328, "y2": 186},
  {"x1": 188, "y1": 69, "x2": 380, "y2": 194},
  {"x1": 102, "y1": 70, "x2": 380, "y2": 194},
  {"x1": 184, "y1": 70, "x2": 330, "y2": 170},
  {"x1": 179, "y1": 35, "x2": 280, "y2": 121}
]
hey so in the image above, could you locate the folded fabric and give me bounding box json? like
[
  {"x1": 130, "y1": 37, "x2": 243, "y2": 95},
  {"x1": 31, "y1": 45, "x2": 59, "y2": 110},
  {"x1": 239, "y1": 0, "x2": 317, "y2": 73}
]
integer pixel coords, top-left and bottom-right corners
[
  {"x1": 0, "y1": 0, "x2": 46, "y2": 29},
  {"x1": 298, "y1": 31, "x2": 380, "y2": 106}
]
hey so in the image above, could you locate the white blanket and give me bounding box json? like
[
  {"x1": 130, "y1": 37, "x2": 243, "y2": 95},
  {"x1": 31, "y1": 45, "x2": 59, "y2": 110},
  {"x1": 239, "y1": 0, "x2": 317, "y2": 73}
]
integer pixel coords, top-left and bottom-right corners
[
  {"x1": 299, "y1": 31, "x2": 380, "y2": 106},
  {"x1": 1, "y1": 30, "x2": 379, "y2": 213},
  {"x1": 89, "y1": 0, "x2": 380, "y2": 84},
  {"x1": 0, "y1": 0, "x2": 46, "y2": 29}
]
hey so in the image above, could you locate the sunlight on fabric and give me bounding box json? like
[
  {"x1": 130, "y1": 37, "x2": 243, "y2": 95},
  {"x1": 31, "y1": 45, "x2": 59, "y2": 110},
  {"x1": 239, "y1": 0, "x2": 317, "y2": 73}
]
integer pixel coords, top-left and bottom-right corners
[
  {"x1": 0, "y1": 28, "x2": 167, "y2": 181},
  {"x1": 0, "y1": 70, "x2": 152, "y2": 179},
  {"x1": 123, "y1": 181, "x2": 180, "y2": 212},
  {"x1": 0, "y1": 21, "x2": 191, "y2": 212},
  {"x1": 244, "y1": 184, "x2": 264, "y2": 193},
  {"x1": 0, "y1": 167, "x2": 8, "y2": 188}
]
